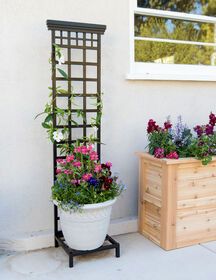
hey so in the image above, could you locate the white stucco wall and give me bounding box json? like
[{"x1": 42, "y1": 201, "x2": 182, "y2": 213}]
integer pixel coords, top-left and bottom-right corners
[{"x1": 1, "y1": 0, "x2": 216, "y2": 249}]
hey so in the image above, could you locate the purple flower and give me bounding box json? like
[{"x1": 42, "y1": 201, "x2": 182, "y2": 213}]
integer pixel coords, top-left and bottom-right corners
[
  {"x1": 209, "y1": 113, "x2": 216, "y2": 126},
  {"x1": 194, "y1": 125, "x2": 203, "y2": 137},
  {"x1": 88, "y1": 177, "x2": 99, "y2": 187},
  {"x1": 205, "y1": 124, "x2": 214, "y2": 135}
]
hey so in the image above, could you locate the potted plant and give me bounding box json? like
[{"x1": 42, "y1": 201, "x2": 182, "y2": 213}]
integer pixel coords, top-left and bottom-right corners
[
  {"x1": 137, "y1": 113, "x2": 216, "y2": 250},
  {"x1": 52, "y1": 143, "x2": 124, "y2": 250}
]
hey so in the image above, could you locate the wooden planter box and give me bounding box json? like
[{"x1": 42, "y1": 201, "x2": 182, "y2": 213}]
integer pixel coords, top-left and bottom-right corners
[{"x1": 137, "y1": 152, "x2": 216, "y2": 250}]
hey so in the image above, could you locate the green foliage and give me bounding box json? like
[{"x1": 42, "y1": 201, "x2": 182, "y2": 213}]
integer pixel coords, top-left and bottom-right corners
[
  {"x1": 147, "y1": 114, "x2": 216, "y2": 165},
  {"x1": 36, "y1": 45, "x2": 103, "y2": 153},
  {"x1": 189, "y1": 134, "x2": 216, "y2": 165},
  {"x1": 148, "y1": 130, "x2": 176, "y2": 155}
]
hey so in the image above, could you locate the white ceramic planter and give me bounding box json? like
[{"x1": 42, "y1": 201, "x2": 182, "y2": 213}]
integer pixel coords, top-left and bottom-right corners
[{"x1": 56, "y1": 199, "x2": 116, "y2": 250}]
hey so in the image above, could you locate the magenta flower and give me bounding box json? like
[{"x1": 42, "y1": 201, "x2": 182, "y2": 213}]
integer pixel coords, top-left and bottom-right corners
[
  {"x1": 73, "y1": 161, "x2": 82, "y2": 168},
  {"x1": 66, "y1": 155, "x2": 74, "y2": 162},
  {"x1": 166, "y1": 151, "x2": 179, "y2": 159},
  {"x1": 56, "y1": 159, "x2": 65, "y2": 164},
  {"x1": 147, "y1": 119, "x2": 160, "y2": 134},
  {"x1": 82, "y1": 173, "x2": 92, "y2": 181},
  {"x1": 56, "y1": 168, "x2": 62, "y2": 174},
  {"x1": 164, "y1": 121, "x2": 172, "y2": 130},
  {"x1": 154, "y1": 148, "x2": 164, "y2": 158},
  {"x1": 106, "y1": 162, "x2": 112, "y2": 168}
]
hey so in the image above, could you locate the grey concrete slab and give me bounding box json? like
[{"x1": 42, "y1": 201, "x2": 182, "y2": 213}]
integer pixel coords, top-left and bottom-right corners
[{"x1": 0, "y1": 233, "x2": 216, "y2": 280}]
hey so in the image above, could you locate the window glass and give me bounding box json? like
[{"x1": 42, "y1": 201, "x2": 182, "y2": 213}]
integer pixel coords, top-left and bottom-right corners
[
  {"x1": 135, "y1": 15, "x2": 215, "y2": 43},
  {"x1": 137, "y1": 0, "x2": 216, "y2": 17},
  {"x1": 135, "y1": 40, "x2": 216, "y2": 66}
]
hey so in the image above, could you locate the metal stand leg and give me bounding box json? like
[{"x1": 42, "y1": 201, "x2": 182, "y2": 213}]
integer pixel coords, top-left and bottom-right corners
[
  {"x1": 115, "y1": 243, "x2": 120, "y2": 258},
  {"x1": 55, "y1": 239, "x2": 59, "y2": 248},
  {"x1": 69, "y1": 253, "x2": 74, "y2": 268}
]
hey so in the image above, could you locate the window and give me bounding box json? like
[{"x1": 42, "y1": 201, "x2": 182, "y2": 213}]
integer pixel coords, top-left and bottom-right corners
[{"x1": 128, "y1": 0, "x2": 216, "y2": 81}]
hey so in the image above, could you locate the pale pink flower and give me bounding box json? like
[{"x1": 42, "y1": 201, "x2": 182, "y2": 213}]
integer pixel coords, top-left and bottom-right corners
[
  {"x1": 71, "y1": 179, "x2": 81, "y2": 185},
  {"x1": 90, "y1": 151, "x2": 98, "y2": 161},
  {"x1": 94, "y1": 164, "x2": 102, "y2": 173},
  {"x1": 87, "y1": 145, "x2": 93, "y2": 152},
  {"x1": 64, "y1": 170, "x2": 73, "y2": 175},
  {"x1": 74, "y1": 146, "x2": 82, "y2": 153}
]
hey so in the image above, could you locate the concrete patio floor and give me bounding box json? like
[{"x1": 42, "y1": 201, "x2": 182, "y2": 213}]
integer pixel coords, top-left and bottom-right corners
[{"x1": 1, "y1": 233, "x2": 216, "y2": 280}]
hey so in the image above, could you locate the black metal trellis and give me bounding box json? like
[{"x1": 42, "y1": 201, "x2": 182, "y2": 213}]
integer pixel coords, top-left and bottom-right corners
[{"x1": 47, "y1": 19, "x2": 120, "y2": 268}]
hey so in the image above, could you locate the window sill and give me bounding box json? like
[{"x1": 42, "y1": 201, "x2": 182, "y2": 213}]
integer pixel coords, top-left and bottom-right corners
[{"x1": 126, "y1": 72, "x2": 216, "y2": 82}]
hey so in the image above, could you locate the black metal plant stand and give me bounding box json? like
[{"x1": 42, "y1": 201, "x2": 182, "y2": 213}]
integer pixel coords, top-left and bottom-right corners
[{"x1": 47, "y1": 20, "x2": 120, "y2": 268}]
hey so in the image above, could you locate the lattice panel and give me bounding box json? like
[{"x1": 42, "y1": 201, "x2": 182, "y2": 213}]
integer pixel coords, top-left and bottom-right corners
[{"x1": 47, "y1": 20, "x2": 106, "y2": 254}]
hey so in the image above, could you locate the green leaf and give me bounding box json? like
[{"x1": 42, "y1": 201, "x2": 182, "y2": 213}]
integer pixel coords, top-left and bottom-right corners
[
  {"x1": 42, "y1": 122, "x2": 51, "y2": 129},
  {"x1": 71, "y1": 120, "x2": 78, "y2": 126},
  {"x1": 58, "y1": 89, "x2": 68, "y2": 94},
  {"x1": 44, "y1": 114, "x2": 53, "y2": 123},
  {"x1": 57, "y1": 68, "x2": 68, "y2": 79}
]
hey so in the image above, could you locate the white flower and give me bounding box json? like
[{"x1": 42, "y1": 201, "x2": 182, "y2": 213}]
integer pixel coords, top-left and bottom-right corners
[
  {"x1": 53, "y1": 131, "x2": 64, "y2": 142},
  {"x1": 57, "y1": 54, "x2": 65, "y2": 65}
]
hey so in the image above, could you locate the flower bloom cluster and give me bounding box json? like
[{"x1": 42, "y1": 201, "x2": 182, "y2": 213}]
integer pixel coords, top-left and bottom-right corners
[
  {"x1": 166, "y1": 151, "x2": 179, "y2": 159},
  {"x1": 55, "y1": 144, "x2": 117, "y2": 191},
  {"x1": 147, "y1": 119, "x2": 172, "y2": 134},
  {"x1": 154, "y1": 148, "x2": 164, "y2": 158},
  {"x1": 147, "y1": 113, "x2": 216, "y2": 162},
  {"x1": 194, "y1": 113, "x2": 216, "y2": 137}
]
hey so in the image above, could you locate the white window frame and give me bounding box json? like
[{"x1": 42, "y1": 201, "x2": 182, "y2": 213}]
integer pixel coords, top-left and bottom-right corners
[{"x1": 127, "y1": 0, "x2": 216, "y2": 81}]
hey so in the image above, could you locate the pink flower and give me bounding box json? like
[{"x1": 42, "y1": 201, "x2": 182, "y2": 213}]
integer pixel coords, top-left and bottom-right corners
[
  {"x1": 166, "y1": 151, "x2": 179, "y2": 159},
  {"x1": 87, "y1": 145, "x2": 93, "y2": 152},
  {"x1": 64, "y1": 170, "x2": 73, "y2": 175},
  {"x1": 90, "y1": 151, "x2": 98, "y2": 161},
  {"x1": 73, "y1": 161, "x2": 82, "y2": 168},
  {"x1": 56, "y1": 168, "x2": 62, "y2": 174},
  {"x1": 81, "y1": 146, "x2": 88, "y2": 155},
  {"x1": 82, "y1": 173, "x2": 92, "y2": 181},
  {"x1": 154, "y1": 148, "x2": 164, "y2": 159},
  {"x1": 56, "y1": 159, "x2": 64, "y2": 164},
  {"x1": 106, "y1": 162, "x2": 112, "y2": 168},
  {"x1": 94, "y1": 164, "x2": 102, "y2": 173},
  {"x1": 74, "y1": 146, "x2": 82, "y2": 153},
  {"x1": 66, "y1": 155, "x2": 75, "y2": 162}
]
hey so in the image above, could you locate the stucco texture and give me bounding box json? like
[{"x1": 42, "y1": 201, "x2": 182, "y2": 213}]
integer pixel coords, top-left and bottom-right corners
[{"x1": 0, "y1": 0, "x2": 216, "y2": 242}]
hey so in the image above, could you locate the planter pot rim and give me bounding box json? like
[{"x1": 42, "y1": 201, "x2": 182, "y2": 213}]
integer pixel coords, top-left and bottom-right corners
[
  {"x1": 136, "y1": 151, "x2": 216, "y2": 165},
  {"x1": 53, "y1": 198, "x2": 116, "y2": 210}
]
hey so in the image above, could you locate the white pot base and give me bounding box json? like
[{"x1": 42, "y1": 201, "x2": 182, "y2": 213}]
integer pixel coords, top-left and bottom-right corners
[{"x1": 58, "y1": 199, "x2": 116, "y2": 250}]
